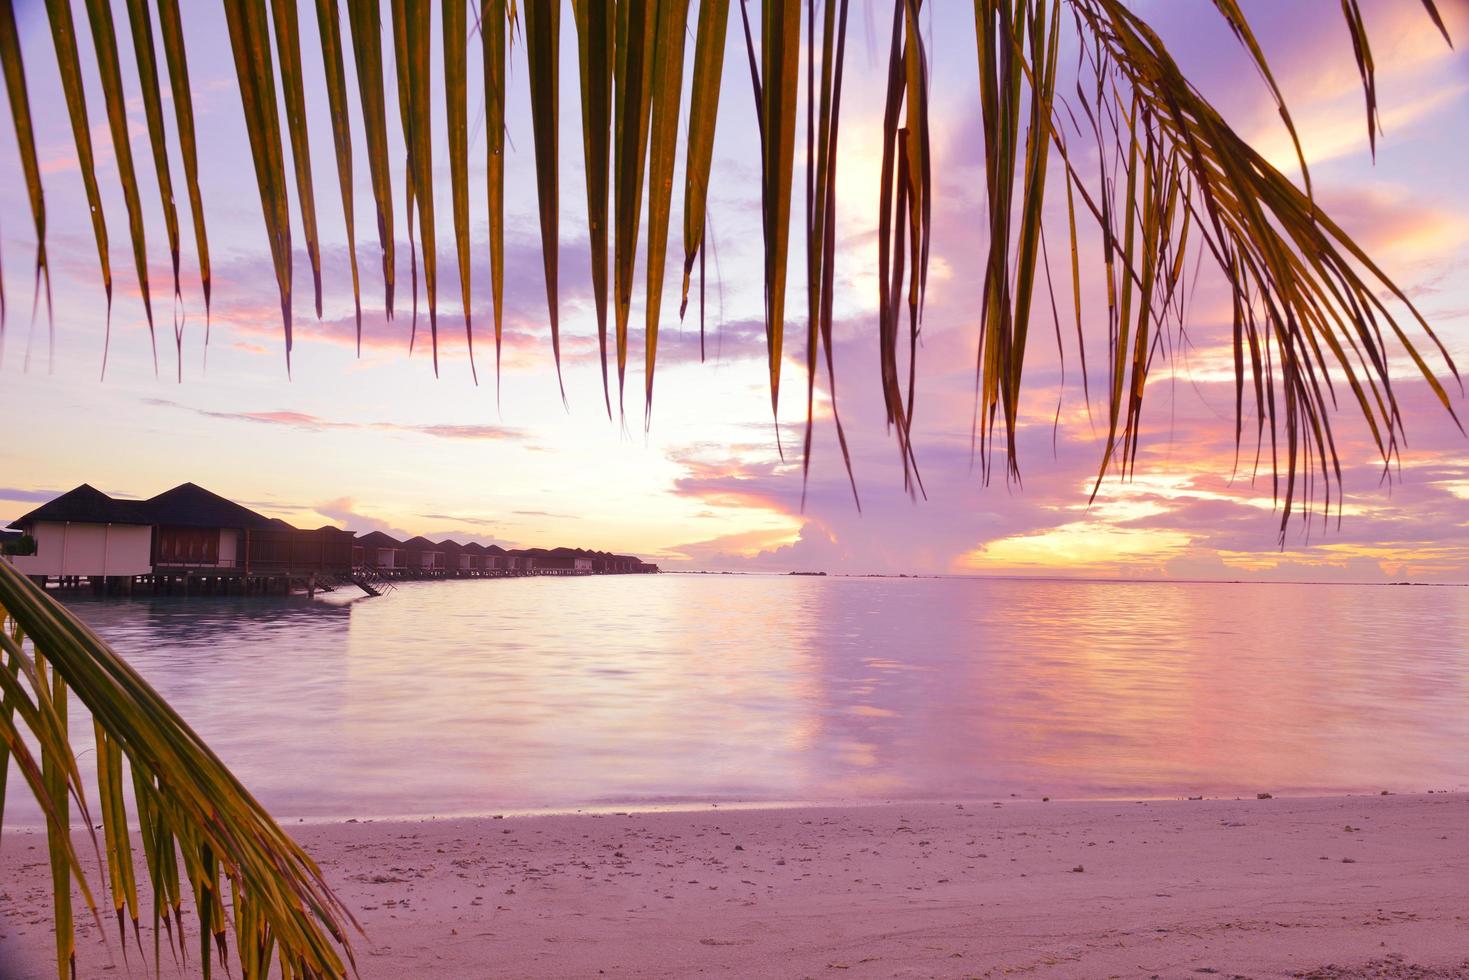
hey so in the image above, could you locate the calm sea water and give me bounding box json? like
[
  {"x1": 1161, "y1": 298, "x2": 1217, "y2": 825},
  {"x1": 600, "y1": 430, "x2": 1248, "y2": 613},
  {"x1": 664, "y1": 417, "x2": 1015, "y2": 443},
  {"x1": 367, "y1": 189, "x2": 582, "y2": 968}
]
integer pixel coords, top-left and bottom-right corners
[{"x1": 12, "y1": 575, "x2": 1469, "y2": 819}]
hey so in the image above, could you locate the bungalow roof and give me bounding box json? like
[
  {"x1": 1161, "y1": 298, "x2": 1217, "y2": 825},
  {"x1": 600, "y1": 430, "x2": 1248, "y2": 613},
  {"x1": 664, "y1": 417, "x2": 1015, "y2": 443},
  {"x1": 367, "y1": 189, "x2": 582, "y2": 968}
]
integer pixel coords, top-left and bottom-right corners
[
  {"x1": 145, "y1": 483, "x2": 276, "y2": 530},
  {"x1": 356, "y1": 531, "x2": 404, "y2": 548},
  {"x1": 9, "y1": 484, "x2": 151, "y2": 529}
]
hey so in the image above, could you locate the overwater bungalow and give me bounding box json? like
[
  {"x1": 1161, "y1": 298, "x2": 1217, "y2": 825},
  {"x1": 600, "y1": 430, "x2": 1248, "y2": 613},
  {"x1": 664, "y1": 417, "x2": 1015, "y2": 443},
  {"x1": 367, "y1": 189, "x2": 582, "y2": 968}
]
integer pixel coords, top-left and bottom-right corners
[
  {"x1": 7, "y1": 484, "x2": 154, "y2": 581},
  {"x1": 249, "y1": 523, "x2": 355, "y2": 574},
  {"x1": 354, "y1": 531, "x2": 405, "y2": 571},
  {"x1": 535, "y1": 547, "x2": 594, "y2": 575},
  {"x1": 402, "y1": 536, "x2": 445, "y2": 575},
  {"x1": 7, "y1": 483, "x2": 357, "y2": 593},
  {"x1": 6, "y1": 484, "x2": 657, "y2": 594},
  {"x1": 147, "y1": 482, "x2": 280, "y2": 572},
  {"x1": 460, "y1": 541, "x2": 487, "y2": 575},
  {"x1": 485, "y1": 544, "x2": 509, "y2": 574},
  {"x1": 439, "y1": 539, "x2": 471, "y2": 575}
]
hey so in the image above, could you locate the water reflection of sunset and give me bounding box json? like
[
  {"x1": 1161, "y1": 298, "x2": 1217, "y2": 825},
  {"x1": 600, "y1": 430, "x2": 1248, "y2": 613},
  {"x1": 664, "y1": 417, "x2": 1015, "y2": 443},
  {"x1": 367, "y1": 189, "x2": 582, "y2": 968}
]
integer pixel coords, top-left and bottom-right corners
[{"x1": 12, "y1": 575, "x2": 1465, "y2": 825}]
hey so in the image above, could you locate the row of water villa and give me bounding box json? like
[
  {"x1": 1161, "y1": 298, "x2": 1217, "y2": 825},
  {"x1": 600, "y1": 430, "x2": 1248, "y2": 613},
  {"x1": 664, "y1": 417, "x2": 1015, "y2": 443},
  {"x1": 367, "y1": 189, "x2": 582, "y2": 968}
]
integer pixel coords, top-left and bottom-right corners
[{"x1": 2, "y1": 483, "x2": 658, "y2": 598}]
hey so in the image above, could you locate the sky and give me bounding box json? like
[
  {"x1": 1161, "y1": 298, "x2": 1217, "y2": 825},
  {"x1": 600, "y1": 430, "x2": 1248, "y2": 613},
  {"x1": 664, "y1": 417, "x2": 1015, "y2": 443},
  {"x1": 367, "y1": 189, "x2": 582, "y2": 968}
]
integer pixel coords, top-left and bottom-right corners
[{"x1": 1, "y1": 0, "x2": 1466, "y2": 581}]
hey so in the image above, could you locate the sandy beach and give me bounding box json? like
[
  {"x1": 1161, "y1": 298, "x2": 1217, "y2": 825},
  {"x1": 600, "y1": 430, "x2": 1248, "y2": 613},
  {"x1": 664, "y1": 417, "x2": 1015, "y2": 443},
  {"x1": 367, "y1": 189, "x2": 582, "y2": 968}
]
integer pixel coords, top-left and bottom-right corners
[{"x1": 2, "y1": 793, "x2": 1466, "y2": 978}]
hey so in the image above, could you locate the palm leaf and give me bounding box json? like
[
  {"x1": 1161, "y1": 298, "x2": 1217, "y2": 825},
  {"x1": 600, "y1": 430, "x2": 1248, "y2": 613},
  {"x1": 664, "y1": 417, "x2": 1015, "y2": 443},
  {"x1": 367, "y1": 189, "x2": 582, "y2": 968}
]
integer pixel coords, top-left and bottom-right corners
[
  {"x1": 155, "y1": 0, "x2": 214, "y2": 346},
  {"x1": 680, "y1": 0, "x2": 730, "y2": 327},
  {"x1": 82, "y1": 0, "x2": 157, "y2": 370},
  {"x1": 0, "y1": 0, "x2": 51, "y2": 354},
  {"x1": 223, "y1": 0, "x2": 295, "y2": 369},
  {"x1": 388, "y1": 0, "x2": 440, "y2": 372},
  {"x1": 802, "y1": 0, "x2": 860, "y2": 510},
  {"x1": 445, "y1": 0, "x2": 477, "y2": 382},
  {"x1": 315, "y1": 0, "x2": 364, "y2": 349},
  {"x1": 482, "y1": 0, "x2": 508, "y2": 397},
  {"x1": 402, "y1": 1, "x2": 439, "y2": 370},
  {"x1": 876, "y1": 0, "x2": 925, "y2": 491},
  {"x1": 270, "y1": 0, "x2": 325, "y2": 320},
  {"x1": 758, "y1": 0, "x2": 802, "y2": 439},
  {"x1": 346, "y1": 0, "x2": 397, "y2": 315},
  {"x1": 43, "y1": 0, "x2": 112, "y2": 373},
  {"x1": 0, "y1": 0, "x2": 1458, "y2": 522},
  {"x1": 525, "y1": 1, "x2": 563, "y2": 397},
  {"x1": 573, "y1": 0, "x2": 614, "y2": 415},
  {"x1": 122, "y1": 0, "x2": 184, "y2": 377},
  {"x1": 642, "y1": 0, "x2": 691, "y2": 424},
  {"x1": 613, "y1": 0, "x2": 656, "y2": 416},
  {"x1": 0, "y1": 559, "x2": 357, "y2": 980}
]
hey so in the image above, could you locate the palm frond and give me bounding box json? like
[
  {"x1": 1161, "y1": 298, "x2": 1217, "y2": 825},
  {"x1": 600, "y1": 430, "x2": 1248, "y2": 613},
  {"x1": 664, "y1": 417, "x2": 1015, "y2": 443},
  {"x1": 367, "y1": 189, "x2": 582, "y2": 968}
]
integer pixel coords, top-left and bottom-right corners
[
  {"x1": 680, "y1": 0, "x2": 730, "y2": 341},
  {"x1": 155, "y1": 0, "x2": 212, "y2": 338},
  {"x1": 525, "y1": 1, "x2": 562, "y2": 397},
  {"x1": 642, "y1": 0, "x2": 692, "y2": 424},
  {"x1": 122, "y1": 0, "x2": 183, "y2": 376},
  {"x1": 43, "y1": 0, "x2": 113, "y2": 373},
  {"x1": 445, "y1": 0, "x2": 476, "y2": 381},
  {"x1": 0, "y1": 0, "x2": 1459, "y2": 519},
  {"x1": 270, "y1": 0, "x2": 326, "y2": 321},
  {"x1": 574, "y1": 0, "x2": 615, "y2": 415},
  {"x1": 482, "y1": 0, "x2": 509, "y2": 397},
  {"x1": 0, "y1": 560, "x2": 358, "y2": 979},
  {"x1": 316, "y1": 0, "x2": 364, "y2": 349},
  {"x1": 758, "y1": 0, "x2": 803, "y2": 446},
  {"x1": 803, "y1": 0, "x2": 859, "y2": 510},
  {"x1": 223, "y1": 0, "x2": 296, "y2": 370},
  {"x1": 0, "y1": 0, "x2": 50, "y2": 355},
  {"x1": 613, "y1": 0, "x2": 656, "y2": 417},
  {"x1": 346, "y1": 0, "x2": 397, "y2": 316},
  {"x1": 82, "y1": 0, "x2": 157, "y2": 370}
]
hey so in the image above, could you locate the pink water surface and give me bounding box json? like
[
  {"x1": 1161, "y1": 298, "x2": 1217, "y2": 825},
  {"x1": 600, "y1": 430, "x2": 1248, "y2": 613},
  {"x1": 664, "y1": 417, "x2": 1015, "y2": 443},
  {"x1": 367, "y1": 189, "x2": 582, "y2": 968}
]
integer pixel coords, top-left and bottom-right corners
[{"x1": 17, "y1": 574, "x2": 1469, "y2": 819}]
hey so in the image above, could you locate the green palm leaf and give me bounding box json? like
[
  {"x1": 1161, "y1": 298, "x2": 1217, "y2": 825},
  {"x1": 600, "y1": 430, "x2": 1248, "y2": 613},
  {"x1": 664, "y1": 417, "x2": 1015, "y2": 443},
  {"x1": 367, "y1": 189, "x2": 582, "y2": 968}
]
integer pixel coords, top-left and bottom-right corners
[{"x1": 0, "y1": 560, "x2": 358, "y2": 979}]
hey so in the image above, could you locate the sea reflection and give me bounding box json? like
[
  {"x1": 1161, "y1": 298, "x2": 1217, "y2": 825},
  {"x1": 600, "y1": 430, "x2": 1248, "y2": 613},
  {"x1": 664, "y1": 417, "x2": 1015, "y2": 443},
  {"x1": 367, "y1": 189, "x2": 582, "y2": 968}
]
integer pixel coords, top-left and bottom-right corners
[{"x1": 11, "y1": 575, "x2": 1468, "y2": 820}]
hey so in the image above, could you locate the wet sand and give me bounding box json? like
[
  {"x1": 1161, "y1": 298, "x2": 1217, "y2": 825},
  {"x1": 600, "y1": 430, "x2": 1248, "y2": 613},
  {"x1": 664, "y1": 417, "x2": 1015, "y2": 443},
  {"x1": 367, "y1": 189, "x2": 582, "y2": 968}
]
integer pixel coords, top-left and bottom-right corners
[{"x1": 2, "y1": 794, "x2": 1466, "y2": 978}]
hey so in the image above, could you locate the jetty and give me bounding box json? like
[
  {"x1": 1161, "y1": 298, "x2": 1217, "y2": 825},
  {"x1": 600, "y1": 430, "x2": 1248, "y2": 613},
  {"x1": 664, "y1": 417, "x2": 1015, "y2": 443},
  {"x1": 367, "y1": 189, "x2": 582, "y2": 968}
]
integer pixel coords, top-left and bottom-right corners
[{"x1": 3, "y1": 483, "x2": 658, "y2": 598}]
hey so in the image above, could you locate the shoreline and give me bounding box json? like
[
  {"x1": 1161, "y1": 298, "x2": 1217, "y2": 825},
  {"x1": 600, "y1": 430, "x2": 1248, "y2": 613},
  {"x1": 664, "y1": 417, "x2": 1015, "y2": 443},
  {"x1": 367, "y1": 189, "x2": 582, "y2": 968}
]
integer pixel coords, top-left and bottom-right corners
[
  {"x1": 9, "y1": 787, "x2": 1465, "y2": 832},
  {"x1": 3, "y1": 793, "x2": 1466, "y2": 978}
]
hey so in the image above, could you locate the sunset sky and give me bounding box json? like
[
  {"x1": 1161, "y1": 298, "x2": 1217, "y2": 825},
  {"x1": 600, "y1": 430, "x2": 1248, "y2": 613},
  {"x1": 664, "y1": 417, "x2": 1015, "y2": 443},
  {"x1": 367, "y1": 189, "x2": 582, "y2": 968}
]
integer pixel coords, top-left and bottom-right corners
[{"x1": 1, "y1": 0, "x2": 1466, "y2": 581}]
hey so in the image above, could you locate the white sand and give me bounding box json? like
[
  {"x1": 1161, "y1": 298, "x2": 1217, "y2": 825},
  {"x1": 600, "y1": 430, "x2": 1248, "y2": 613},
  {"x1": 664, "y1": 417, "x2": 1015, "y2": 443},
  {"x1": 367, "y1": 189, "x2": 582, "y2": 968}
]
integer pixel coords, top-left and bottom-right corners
[{"x1": 3, "y1": 794, "x2": 1467, "y2": 978}]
